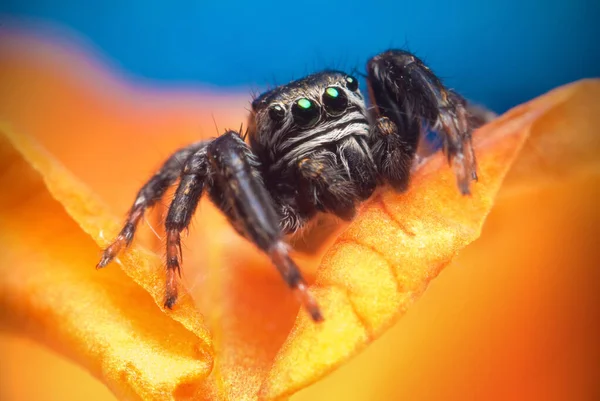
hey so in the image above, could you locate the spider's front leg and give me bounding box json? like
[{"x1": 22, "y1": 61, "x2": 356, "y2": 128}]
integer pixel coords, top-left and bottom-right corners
[
  {"x1": 163, "y1": 144, "x2": 210, "y2": 307},
  {"x1": 367, "y1": 49, "x2": 477, "y2": 194},
  {"x1": 166, "y1": 130, "x2": 323, "y2": 321},
  {"x1": 97, "y1": 141, "x2": 208, "y2": 268}
]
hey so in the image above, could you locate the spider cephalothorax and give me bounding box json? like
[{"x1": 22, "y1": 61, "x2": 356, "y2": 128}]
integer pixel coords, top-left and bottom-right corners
[
  {"x1": 247, "y1": 70, "x2": 375, "y2": 232},
  {"x1": 97, "y1": 49, "x2": 481, "y2": 322}
]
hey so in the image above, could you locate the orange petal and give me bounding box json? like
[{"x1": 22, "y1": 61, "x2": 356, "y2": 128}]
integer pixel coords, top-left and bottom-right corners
[
  {"x1": 0, "y1": 126, "x2": 212, "y2": 400},
  {"x1": 291, "y1": 82, "x2": 600, "y2": 400},
  {"x1": 292, "y1": 163, "x2": 599, "y2": 401},
  {"x1": 261, "y1": 80, "x2": 600, "y2": 399},
  {"x1": 179, "y1": 213, "x2": 346, "y2": 400}
]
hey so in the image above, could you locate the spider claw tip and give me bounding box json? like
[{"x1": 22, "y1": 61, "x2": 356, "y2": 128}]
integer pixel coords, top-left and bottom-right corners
[
  {"x1": 310, "y1": 307, "x2": 324, "y2": 322},
  {"x1": 164, "y1": 299, "x2": 175, "y2": 309},
  {"x1": 96, "y1": 256, "x2": 111, "y2": 269}
]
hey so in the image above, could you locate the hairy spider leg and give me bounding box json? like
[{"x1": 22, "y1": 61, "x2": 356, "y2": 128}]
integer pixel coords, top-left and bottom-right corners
[
  {"x1": 209, "y1": 132, "x2": 323, "y2": 321},
  {"x1": 366, "y1": 49, "x2": 478, "y2": 194},
  {"x1": 164, "y1": 144, "x2": 210, "y2": 308},
  {"x1": 97, "y1": 141, "x2": 207, "y2": 269},
  {"x1": 163, "y1": 131, "x2": 322, "y2": 321},
  {"x1": 449, "y1": 90, "x2": 481, "y2": 181},
  {"x1": 369, "y1": 116, "x2": 416, "y2": 192}
]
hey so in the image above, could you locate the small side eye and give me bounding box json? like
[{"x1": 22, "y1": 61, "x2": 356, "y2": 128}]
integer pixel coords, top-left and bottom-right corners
[
  {"x1": 345, "y1": 75, "x2": 359, "y2": 92},
  {"x1": 322, "y1": 87, "x2": 348, "y2": 115},
  {"x1": 292, "y1": 98, "x2": 320, "y2": 127},
  {"x1": 268, "y1": 104, "x2": 286, "y2": 123}
]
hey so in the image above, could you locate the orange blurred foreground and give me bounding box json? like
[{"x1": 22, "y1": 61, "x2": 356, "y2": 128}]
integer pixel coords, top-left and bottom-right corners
[{"x1": 0, "y1": 31, "x2": 599, "y2": 401}]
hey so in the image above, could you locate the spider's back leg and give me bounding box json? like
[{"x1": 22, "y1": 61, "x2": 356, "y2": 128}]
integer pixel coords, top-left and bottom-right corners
[{"x1": 366, "y1": 49, "x2": 477, "y2": 194}]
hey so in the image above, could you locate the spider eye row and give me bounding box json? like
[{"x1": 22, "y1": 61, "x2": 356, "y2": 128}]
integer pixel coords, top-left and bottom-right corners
[{"x1": 267, "y1": 75, "x2": 358, "y2": 127}]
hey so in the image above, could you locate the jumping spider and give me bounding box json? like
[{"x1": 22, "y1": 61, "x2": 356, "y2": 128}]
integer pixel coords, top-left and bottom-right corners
[{"x1": 97, "y1": 49, "x2": 479, "y2": 322}]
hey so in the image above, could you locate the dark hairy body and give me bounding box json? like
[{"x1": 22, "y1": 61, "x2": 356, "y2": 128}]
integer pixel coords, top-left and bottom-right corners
[{"x1": 97, "y1": 49, "x2": 480, "y2": 322}]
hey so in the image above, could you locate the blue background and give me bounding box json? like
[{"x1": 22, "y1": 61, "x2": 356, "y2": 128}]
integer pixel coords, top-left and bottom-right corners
[{"x1": 1, "y1": 0, "x2": 598, "y2": 112}]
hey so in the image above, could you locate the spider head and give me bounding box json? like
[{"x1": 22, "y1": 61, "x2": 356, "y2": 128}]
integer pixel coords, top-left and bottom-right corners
[{"x1": 247, "y1": 71, "x2": 370, "y2": 164}]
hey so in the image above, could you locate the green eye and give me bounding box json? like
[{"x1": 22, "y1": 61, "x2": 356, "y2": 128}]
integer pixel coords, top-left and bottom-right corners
[
  {"x1": 322, "y1": 86, "x2": 348, "y2": 115},
  {"x1": 326, "y1": 87, "x2": 339, "y2": 98},
  {"x1": 292, "y1": 98, "x2": 320, "y2": 127},
  {"x1": 297, "y1": 98, "x2": 312, "y2": 109}
]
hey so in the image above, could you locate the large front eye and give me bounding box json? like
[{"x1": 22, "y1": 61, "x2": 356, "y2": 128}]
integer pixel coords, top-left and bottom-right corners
[
  {"x1": 292, "y1": 98, "x2": 320, "y2": 127},
  {"x1": 322, "y1": 87, "x2": 348, "y2": 115},
  {"x1": 345, "y1": 75, "x2": 359, "y2": 92}
]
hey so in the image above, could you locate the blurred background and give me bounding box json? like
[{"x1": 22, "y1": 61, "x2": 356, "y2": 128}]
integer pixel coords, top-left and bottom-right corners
[{"x1": 1, "y1": 0, "x2": 599, "y2": 112}]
